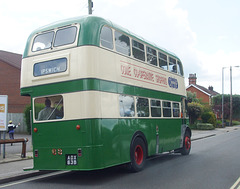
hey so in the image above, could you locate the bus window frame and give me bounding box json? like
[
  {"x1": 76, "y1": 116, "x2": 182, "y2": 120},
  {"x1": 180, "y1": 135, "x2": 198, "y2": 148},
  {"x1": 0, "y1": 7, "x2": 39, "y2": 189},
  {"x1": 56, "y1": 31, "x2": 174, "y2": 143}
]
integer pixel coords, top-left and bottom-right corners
[
  {"x1": 29, "y1": 24, "x2": 80, "y2": 56},
  {"x1": 33, "y1": 95, "x2": 64, "y2": 123}
]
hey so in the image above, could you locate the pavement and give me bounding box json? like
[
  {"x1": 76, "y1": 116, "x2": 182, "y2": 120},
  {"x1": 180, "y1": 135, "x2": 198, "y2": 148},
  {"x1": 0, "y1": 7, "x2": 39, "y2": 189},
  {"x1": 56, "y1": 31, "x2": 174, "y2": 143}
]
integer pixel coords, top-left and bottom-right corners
[{"x1": 0, "y1": 125, "x2": 239, "y2": 184}]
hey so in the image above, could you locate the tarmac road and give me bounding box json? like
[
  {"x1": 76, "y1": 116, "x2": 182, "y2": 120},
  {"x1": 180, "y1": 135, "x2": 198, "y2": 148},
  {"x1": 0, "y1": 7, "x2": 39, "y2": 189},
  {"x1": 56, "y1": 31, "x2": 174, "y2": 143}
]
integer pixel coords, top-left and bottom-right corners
[{"x1": 0, "y1": 126, "x2": 240, "y2": 188}]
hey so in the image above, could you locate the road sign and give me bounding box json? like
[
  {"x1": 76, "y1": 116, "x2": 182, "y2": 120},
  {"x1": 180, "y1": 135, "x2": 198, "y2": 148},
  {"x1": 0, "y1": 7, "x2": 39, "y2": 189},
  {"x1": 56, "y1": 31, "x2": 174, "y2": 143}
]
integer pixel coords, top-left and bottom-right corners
[{"x1": 0, "y1": 95, "x2": 8, "y2": 131}]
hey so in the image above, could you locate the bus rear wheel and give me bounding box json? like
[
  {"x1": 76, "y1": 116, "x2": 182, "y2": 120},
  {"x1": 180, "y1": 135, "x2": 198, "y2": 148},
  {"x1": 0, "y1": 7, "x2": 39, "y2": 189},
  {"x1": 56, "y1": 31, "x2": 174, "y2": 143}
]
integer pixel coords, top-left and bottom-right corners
[
  {"x1": 129, "y1": 137, "x2": 146, "y2": 172},
  {"x1": 181, "y1": 132, "x2": 191, "y2": 155}
]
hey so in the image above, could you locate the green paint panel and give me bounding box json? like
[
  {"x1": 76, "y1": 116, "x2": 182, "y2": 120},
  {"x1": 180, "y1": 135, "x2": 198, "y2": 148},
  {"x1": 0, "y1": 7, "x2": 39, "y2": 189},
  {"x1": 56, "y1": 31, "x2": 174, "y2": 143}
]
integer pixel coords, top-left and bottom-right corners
[
  {"x1": 21, "y1": 78, "x2": 182, "y2": 101},
  {"x1": 31, "y1": 118, "x2": 182, "y2": 170}
]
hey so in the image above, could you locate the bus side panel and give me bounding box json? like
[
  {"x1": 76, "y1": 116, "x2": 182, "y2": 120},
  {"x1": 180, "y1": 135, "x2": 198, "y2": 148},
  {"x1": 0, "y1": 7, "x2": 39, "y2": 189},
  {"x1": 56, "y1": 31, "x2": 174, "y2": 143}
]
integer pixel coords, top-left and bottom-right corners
[{"x1": 158, "y1": 119, "x2": 182, "y2": 152}]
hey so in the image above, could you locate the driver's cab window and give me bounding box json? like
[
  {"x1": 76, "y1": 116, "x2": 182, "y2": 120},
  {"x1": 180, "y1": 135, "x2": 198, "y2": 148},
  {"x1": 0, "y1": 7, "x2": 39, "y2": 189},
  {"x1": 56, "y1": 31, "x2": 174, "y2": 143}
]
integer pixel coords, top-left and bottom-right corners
[{"x1": 34, "y1": 95, "x2": 64, "y2": 121}]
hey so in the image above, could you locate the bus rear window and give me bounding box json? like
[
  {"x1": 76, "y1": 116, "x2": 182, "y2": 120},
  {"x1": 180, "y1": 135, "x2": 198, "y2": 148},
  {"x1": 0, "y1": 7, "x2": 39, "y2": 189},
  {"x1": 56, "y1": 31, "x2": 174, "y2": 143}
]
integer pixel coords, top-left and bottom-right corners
[
  {"x1": 32, "y1": 26, "x2": 78, "y2": 52},
  {"x1": 32, "y1": 31, "x2": 54, "y2": 52},
  {"x1": 54, "y1": 26, "x2": 77, "y2": 47},
  {"x1": 34, "y1": 95, "x2": 64, "y2": 121}
]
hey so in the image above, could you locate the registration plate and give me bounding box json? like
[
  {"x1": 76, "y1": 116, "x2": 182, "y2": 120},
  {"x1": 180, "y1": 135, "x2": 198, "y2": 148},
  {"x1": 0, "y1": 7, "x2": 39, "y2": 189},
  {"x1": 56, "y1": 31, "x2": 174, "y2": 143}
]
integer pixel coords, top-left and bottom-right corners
[{"x1": 66, "y1": 154, "x2": 78, "y2": 165}]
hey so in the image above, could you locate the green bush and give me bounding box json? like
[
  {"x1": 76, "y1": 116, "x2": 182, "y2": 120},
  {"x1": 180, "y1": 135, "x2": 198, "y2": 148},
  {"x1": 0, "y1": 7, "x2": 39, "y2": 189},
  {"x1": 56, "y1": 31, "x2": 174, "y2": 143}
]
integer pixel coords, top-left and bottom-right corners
[
  {"x1": 232, "y1": 120, "x2": 240, "y2": 126},
  {"x1": 197, "y1": 123, "x2": 215, "y2": 130},
  {"x1": 24, "y1": 104, "x2": 31, "y2": 134},
  {"x1": 24, "y1": 103, "x2": 45, "y2": 134},
  {"x1": 201, "y1": 111, "x2": 217, "y2": 127}
]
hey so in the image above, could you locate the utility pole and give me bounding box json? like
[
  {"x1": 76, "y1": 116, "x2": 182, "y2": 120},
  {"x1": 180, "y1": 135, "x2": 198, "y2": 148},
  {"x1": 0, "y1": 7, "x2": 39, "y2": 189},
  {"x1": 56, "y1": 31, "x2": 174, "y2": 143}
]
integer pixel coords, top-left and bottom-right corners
[
  {"x1": 230, "y1": 66, "x2": 232, "y2": 126},
  {"x1": 222, "y1": 67, "x2": 225, "y2": 128},
  {"x1": 88, "y1": 0, "x2": 93, "y2": 15}
]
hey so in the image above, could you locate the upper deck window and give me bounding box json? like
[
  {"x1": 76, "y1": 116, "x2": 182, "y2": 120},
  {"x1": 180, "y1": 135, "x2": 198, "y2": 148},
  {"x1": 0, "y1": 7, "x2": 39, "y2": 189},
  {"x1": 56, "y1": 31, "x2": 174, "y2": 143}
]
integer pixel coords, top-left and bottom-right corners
[
  {"x1": 147, "y1": 46, "x2": 157, "y2": 66},
  {"x1": 132, "y1": 40, "x2": 145, "y2": 61},
  {"x1": 115, "y1": 31, "x2": 130, "y2": 56},
  {"x1": 32, "y1": 26, "x2": 78, "y2": 52},
  {"x1": 32, "y1": 32, "x2": 54, "y2": 52},
  {"x1": 159, "y1": 52, "x2": 168, "y2": 70},
  {"x1": 169, "y1": 57, "x2": 177, "y2": 73},
  {"x1": 54, "y1": 26, "x2": 77, "y2": 47},
  {"x1": 100, "y1": 26, "x2": 113, "y2": 49},
  {"x1": 177, "y1": 61, "x2": 184, "y2": 76}
]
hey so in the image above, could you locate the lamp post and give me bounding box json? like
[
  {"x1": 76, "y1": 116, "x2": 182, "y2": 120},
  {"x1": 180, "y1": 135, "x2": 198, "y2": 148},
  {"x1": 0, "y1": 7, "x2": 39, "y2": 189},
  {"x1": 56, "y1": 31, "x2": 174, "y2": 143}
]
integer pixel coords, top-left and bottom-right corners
[{"x1": 222, "y1": 67, "x2": 226, "y2": 128}]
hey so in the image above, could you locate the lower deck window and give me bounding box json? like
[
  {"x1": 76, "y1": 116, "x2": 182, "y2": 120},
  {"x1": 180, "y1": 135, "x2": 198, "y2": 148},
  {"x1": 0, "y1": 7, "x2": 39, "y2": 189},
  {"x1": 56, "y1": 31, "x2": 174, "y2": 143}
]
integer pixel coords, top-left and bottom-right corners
[
  {"x1": 34, "y1": 95, "x2": 64, "y2": 121},
  {"x1": 163, "y1": 101, "x2": 171, "y2": 117},
  {"x1": 119, "y1": 95, "x2": 135, "y2": 117},
  {"x1": 136, "y1": 97, "x2": 149, "y2": 117}
]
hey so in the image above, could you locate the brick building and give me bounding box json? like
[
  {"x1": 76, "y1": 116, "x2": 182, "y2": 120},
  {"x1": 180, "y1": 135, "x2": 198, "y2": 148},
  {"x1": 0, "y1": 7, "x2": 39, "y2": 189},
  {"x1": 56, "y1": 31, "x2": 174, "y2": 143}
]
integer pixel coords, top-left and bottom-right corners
[
  {"x1": 0, "y1": 50, "x2": 30, "y2": 133},
  {"x1": 186, "y1": 73, "x2": 219, "y2": 105}
]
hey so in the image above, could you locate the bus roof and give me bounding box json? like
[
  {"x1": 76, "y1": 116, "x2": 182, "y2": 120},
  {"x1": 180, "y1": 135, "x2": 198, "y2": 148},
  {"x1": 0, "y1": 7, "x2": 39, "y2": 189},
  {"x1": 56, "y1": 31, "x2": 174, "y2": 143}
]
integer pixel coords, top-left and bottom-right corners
[{"x1": 23, "y1": 15, "x2": 180, "y2": 60}]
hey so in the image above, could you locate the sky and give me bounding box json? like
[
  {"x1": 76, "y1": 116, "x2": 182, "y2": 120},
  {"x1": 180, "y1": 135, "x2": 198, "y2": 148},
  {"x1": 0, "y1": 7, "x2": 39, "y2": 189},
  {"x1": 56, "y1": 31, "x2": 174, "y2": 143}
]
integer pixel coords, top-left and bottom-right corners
[{"x1": 1, "y1": 0, "x2": 240, "y2": 95}]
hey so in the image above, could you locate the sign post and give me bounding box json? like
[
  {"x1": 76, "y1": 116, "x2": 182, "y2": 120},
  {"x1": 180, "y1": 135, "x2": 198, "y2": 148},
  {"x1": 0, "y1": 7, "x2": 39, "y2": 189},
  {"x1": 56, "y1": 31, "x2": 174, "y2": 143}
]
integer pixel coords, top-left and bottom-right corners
[{"x1": 0, "y1": 95, "x2": 8, "y2": 158}]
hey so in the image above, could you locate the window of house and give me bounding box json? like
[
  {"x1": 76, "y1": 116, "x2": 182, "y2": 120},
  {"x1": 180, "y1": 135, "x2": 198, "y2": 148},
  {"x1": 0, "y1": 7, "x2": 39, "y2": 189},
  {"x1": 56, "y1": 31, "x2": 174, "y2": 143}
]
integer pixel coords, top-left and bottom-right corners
[{"x1": 100, "y1": 26, "x2": 113, "y2": 49}]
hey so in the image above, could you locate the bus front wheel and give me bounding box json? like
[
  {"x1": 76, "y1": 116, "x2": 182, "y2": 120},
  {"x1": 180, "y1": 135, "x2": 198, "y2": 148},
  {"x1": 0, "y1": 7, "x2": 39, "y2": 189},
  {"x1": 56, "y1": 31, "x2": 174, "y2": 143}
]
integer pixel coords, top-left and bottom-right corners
[
  {"x1": 129, "y1": 137, "x2": 146, "y2": 172},
  {"x1": 181, "y1": 131, "x2": 191, "y2": 155}
]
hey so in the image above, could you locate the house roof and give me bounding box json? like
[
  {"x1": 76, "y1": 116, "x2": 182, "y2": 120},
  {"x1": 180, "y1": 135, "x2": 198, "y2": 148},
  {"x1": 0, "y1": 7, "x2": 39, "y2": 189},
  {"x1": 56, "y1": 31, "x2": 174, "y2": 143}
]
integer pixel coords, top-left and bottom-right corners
[
  {"x1": 0, "y1": 50, "x2": 22, "y2": 69},
  {"x1": 186, "y1": 84, "x2": 219, "y2": 97}
]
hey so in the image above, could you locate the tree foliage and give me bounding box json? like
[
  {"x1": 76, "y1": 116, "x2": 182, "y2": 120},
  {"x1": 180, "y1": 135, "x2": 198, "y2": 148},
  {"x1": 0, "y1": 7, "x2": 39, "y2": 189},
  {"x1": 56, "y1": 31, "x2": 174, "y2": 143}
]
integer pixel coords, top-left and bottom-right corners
[
  {"x1": 187, "y1": 102, "x2": 203, "y2": 124},
  {"x1": 213, "y1": 94, "x2": 240, "y2": 120}
]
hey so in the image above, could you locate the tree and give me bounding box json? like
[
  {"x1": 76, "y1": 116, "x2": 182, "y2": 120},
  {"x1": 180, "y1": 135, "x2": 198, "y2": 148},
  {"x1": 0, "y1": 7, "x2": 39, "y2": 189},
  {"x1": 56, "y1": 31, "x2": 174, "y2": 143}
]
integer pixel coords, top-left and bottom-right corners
[
  {"x1": 213, "y1": 94, "x2": 240, "y2": 120},
  {"x1": 187, "y1": 102, "x2": 203, "y2": 125}
]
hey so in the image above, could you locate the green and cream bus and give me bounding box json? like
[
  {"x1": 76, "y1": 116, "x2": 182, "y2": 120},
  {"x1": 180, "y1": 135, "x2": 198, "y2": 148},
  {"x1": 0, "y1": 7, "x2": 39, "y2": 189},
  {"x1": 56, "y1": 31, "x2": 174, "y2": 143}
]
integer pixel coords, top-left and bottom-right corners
[{"x1": 21, "y1": 16, "x2": 191, "y2": 172}]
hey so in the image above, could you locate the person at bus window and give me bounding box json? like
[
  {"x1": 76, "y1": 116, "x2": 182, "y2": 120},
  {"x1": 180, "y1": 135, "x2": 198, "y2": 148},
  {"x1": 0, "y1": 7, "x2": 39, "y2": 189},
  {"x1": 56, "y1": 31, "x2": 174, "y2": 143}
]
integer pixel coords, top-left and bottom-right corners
[
  {"x1": 38, "y1": 99, "x2": 59, "y2": 120},
  {"x1": 172, "y1": 65, "x2": 177, "y2": 73},
  {"x1": 7, "y1": 120, "x2": 20, "y2": 145}
]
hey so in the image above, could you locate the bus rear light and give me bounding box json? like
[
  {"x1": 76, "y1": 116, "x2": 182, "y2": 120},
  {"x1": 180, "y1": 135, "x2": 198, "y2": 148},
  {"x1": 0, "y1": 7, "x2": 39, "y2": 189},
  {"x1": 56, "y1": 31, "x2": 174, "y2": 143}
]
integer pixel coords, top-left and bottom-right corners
[
  {"x1": 33, "y1": 128, "x2": 38, "y2": 133},
  {"x1": 58, "y1": 149, "x2": 63, "y2": 155},
  {"x1": 52, "y1": 149, "x2": 57, "y2": 155},
  {"x1": 78, "y1": 148, "x2": 82, "y2": 157},
  {"x1": 76, "y1": 125, "x2": 81, "y2": 130},
  {"x1": 34, "y1": 149, "x2": 39, "y2": 158}
]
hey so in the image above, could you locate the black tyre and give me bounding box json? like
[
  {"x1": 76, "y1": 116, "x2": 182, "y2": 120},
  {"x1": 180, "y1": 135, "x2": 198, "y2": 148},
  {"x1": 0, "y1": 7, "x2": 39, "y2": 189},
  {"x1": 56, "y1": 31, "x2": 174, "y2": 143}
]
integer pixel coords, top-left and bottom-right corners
[
  {"x1": 181, "y1": 132, "x2": 191, "y2": 155},
  {"x1": 129, "y1": 137, "x2": 146, "y2": 172}
]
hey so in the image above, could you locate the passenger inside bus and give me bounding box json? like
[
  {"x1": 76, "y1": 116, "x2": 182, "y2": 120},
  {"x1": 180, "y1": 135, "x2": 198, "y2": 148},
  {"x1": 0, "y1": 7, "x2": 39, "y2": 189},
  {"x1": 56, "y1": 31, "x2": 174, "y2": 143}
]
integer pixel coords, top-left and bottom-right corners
[{"x1": 38, "y1": 98, "x2": 62, "y2": 120}]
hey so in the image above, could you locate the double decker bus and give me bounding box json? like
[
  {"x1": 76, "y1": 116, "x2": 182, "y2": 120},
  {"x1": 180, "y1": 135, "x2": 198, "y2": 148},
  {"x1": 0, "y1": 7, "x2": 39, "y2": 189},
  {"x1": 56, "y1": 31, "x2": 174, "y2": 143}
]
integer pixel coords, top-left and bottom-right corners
[{"x1": 21, "y1": 16, "x2": 191, "y2": 172}]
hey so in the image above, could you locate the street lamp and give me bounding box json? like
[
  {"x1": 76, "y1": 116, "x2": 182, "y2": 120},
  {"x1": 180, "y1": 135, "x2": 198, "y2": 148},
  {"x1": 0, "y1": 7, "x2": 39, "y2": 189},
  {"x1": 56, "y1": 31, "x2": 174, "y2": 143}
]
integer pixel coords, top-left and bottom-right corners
[{"x1": 222, "y1": 67, "x2": 226, "y2": 128}]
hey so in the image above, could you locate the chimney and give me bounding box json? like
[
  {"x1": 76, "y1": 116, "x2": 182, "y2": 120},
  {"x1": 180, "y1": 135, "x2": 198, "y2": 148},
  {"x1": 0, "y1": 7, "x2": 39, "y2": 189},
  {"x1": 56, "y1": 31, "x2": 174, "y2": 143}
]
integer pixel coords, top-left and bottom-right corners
[
  {"x1": 188, "y1": 73, "x2": 197, "y2": 85},
  {"x1": 208, "y1": 86, "x2": 213, "y2": 91}
]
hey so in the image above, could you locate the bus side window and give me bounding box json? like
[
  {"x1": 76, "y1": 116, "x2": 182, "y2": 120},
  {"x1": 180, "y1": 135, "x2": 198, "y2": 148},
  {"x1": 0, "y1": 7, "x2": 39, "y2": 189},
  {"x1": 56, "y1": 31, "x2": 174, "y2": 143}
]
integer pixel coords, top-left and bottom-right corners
[
  {"x1": 136, "y1": 97, "x2": 149, "y2": 117},
  {"x1": 100, "y1": 26, "x2": 113, "y2": 49},
  {"x1": 119, "y1": 95, "x2": 135, "y2": 117},
  {"x1": 147, "y1": 46, "x2": 157, "y2": 66},
  {"x1": 132, "y1": 40, "x2": 145, "y2": 61},
  {"x1": 158, "y1": 52, "x2": 168, "y2": 70},
  {"x1": 173, "y1": 102, "x2": 180, "y2": 117},
  {"x1": 177, "y1": 61, "x2": 184, "y2": 76},
  {"x1": 151, "y1": 99, "x2": 161, "y2": 117},
  {"x1": 169, "y1": 57, "x2": 177, "y2": 73},
  {"x1": 162, "y1": 101, "x2": 171, "y2": 117},
  {"x1": 115, "y1": 31, "x2": 130, "y2": 56}
]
